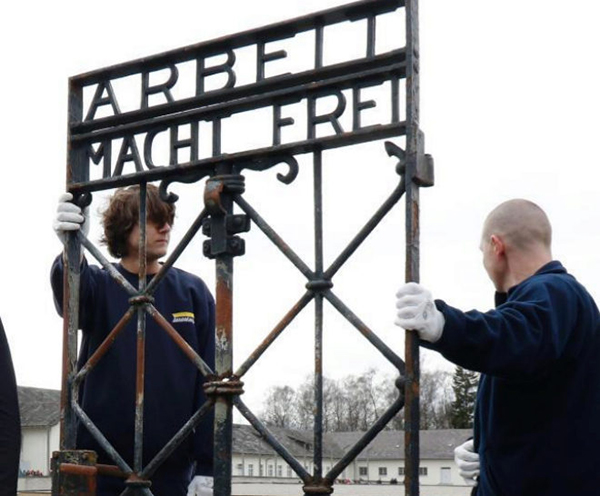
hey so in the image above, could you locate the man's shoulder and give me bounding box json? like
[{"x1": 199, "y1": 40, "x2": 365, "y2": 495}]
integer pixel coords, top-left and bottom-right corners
[{"x1": 516, "y1": 262, "x2": 587, "y2": 303}]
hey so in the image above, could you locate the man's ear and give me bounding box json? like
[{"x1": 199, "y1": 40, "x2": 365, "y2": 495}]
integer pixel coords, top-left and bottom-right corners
[{"x1": 490, "y1": 234, "x2": 505, "y2": 256}]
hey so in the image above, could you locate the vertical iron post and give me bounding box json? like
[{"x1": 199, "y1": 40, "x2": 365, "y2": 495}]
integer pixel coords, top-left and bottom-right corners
[
  {"x1": 312, "y1": 149, "x2": 325, "y2": 489},
  {"x1": 404, "y1": 0, "x2": 421, "y2": 495},
  {"x1": 208, "y1": 158, "x2": 238, "y2": 496},
  {"x1": 61, "y1": 78, "x2": 85, "y2": 450},
  {"x1": 134, "y1": 183, "x2": 148, "y2": 474}
]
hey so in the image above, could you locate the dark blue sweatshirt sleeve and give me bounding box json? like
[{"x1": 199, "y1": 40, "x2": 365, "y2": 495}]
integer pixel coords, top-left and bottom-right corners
[
  {"x1": 0, "y1": 318, "x2": 21, "y2": 496},
  {"x1": 425, "y1": 275, "x2": 580, "y2": 380},
  {"x1": 193, "y1": 283, "x2": 215, "y2": 476}
]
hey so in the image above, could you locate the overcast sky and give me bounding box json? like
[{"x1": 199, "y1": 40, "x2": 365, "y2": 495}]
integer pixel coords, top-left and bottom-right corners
[{"x1": 2, "y1": 0, "x2": 600, "y2": 417}]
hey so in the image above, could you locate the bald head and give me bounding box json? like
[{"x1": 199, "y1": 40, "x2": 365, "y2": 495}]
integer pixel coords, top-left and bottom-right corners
[{"x1": 483, "y1": 199, "x2": 552, "y2": 252}]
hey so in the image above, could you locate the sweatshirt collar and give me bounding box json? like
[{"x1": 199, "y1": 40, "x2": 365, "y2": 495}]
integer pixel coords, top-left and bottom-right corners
[{"x1": 495, "y1": 260, "x2": 565, "y2": 306}]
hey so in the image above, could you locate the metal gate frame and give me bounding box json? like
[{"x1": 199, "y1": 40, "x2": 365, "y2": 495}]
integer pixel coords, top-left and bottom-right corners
[{"x1": 55, "y1": 1, "x2": 433, "y2": 495}]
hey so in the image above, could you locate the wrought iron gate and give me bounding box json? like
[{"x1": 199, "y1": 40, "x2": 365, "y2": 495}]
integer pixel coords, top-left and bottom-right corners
[{"x1": 53, "y1": 0, "x2": 434, "y2": 495}]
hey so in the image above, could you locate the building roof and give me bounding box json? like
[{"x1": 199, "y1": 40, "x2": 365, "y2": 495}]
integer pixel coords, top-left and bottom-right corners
[
  {"x1": 327, "y1": 429, "x2": 472, "y2": 460},
  {"x1": 18, "y1": 386, "x2": 61, "y2": 428},
  {"x1": 16, "y1": 385, "x2": 470, "y2": 462},
  {"x1": 234, "y1": 424, "x2": 471, "y2": 461}
]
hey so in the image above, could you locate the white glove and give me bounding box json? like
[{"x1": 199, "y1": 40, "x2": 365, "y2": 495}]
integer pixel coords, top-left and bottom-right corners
[
  {"x1": 454, "y1": 439, "x2": 479, "y2": 487},
  {"x1": 187, "y1": 475, "x2": 213, "y2": 496},
  {"x1": 53, "y1": 192, "x2": 89, "y2": 245},
  {"x1": 395, "y1": 282, "x2": 445, "y2": 343}
]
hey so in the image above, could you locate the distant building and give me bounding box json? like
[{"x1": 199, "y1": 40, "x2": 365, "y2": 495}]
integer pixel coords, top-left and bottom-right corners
[
  {"x1": 232, "y1": 425, "x2": 471, "y2": 486},
  {"x1": 18, "y1": 386, "x2": 60, "y2": 476},
  {"x1": 17, "y1": 387, "x2": 471, "y2": 489}
]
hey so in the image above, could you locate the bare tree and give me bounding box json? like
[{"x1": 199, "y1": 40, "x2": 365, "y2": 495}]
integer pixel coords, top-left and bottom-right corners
[
  {"x1": 259, "y1": 385, "x2": 298, "y2": 428},
  {"x1": 259, "y1": 366, "x2": 455, "y2": 432}
]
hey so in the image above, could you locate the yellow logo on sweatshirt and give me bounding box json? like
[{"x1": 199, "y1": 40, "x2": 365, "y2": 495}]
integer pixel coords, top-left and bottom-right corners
[{"x1": 172, "y1": 311, "x2": 195, "y2": 324}]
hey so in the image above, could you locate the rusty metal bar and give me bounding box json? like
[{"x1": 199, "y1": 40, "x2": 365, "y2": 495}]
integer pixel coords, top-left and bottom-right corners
[
  {"x1": 404, "y1": 0, "x2": 421, "y2": 494},
  {"x1": 73, "y1": 308, "x2": 136, "y2": 382},
  {"x1": 326, "y1": 392, "x2": 405, "y2": 481},
  {"x1": 234, "y1": 397, "x2": 311, "y2": 482},
  {"x1": 133, "y1": 183, "x2": 148, "y2": 475},
  {"x1": 324, "y1": 175, "x2": 406, "y2": 280},
  {"x1": 209, "y1": 173, "x2": 236, "y2": 496},
  {"x1": 323, "y1": 290, "x2": 405, "y2": 373},
  {"x1": 234, "y1": 194, "x2": 314, "y2": 279},
  {"x1": 145, "y1": 208, "x2": 209, "y2": 295},
  {"x1": 70, "y1": 400, "x2": 133, "y2": 475},
  {"x1": 78, "y1": 233, "x2": 138, "y2": 296},
  {"x1": 235, "y1": 291, "x2": 314, "y2": 378},
  {"x1": 61, "y1": 237, "x2": 81, "y2": 451},
  {"x1": 52, "y1": 451, "x2": 98, "y2": 496},
  {"x1": 145, "y1": 305, "x2": 214, "y2": 377},
  {"x1": 60, "y1": 77, "x2": 86, "y2": 451},
  {"x1": 141, "y1": 398, "x2": 216, "y2": 479},
  {"x1": 312, "y1": 149, "x2": 325, "y2": 489}
]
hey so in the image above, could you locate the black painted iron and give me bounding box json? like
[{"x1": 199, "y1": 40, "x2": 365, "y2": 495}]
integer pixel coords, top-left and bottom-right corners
[{"x1": 57, "y1": 1, "x2": 433, "y2": 495}]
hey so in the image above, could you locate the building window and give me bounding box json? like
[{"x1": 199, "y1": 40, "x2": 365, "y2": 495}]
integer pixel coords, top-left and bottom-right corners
[
  {"x1": 359, "y1": 467, "x2": 368, "y2": 477},
  {"x1": 440, "y1": 467, "x2": 451, "y2": 484},
  {"x1": 268, "y1": 465, "x2": 274, "y2": 477},
  {"x1": 379, "y1": 467, "x2": 387, "y2": 476},
  {"x1": 248, "y1": 464, "x2": 254, "y2": 477},
  {"x1": 277, "y1": 465, "x2": 282, "y2": 477},
  {"x1": 237, "y1": 463, "x2": 244, "y2": 476},
  {"x1": 419, "y1": 467, "x2": 428, "y2": 476},
  {"x1": 287, "y1": 466, "x2": 293, "y2": 478},
  {"x1": 398, "y1": 467, "x2": 404, "y2": 476}
]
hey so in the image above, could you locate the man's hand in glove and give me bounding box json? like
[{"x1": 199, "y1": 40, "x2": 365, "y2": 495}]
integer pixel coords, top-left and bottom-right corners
[{"x1": 395, "y1": 282, "x2": 445, "y2": 343}]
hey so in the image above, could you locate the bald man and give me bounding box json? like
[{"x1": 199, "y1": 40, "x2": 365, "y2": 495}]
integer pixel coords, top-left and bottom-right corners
[{"x1": 395, "y1": 199, "x2": 600, "y2": 496}]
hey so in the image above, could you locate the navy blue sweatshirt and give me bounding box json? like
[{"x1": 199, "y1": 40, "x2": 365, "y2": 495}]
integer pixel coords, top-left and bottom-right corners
[
  {"x1": 0, "y1": 317, "x2": 20, "y2": 496},
  {"x1": 51, "y1": 256, "x2": 215, "y2": 477},
  {"x1": 424, "y1": 261, "x2": 600, "y2": 495}
]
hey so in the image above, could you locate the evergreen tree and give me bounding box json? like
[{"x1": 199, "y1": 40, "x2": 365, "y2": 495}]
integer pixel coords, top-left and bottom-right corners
[{"x1": 450, "y1": 366, "x2": 479, "y2": 428}]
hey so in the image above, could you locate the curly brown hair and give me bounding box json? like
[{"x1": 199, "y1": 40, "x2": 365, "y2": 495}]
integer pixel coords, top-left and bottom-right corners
[{"x1": 101, "y1": 184, "x2": 175, "y2": 258}]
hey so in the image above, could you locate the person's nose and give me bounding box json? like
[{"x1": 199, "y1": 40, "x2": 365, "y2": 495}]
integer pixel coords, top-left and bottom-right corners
[{"x1": 158, "y1": 222, "x2": 171, "y2": 233}]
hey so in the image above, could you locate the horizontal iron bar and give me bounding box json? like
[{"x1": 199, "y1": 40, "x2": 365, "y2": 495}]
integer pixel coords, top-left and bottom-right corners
[
  {"x1": 70, "y1": 0, "x2": 404, "y2": 86},
  {"x1": 71, "y1": 53, "x2": 406, "y2": 140},
  {"x1": 68, "y1": 122, "x2": 406, "y2": 192},
  {"x1": 234, "y1": 397, "x2": 312, "y2": 482},
  {"x1": 323, "y1": 289, "x2": 405, "y2": 373}
]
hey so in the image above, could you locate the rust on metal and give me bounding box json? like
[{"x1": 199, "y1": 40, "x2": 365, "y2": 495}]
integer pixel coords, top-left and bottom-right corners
[
  {"x1": 57, "y1": 1, "x2": 433, "y2": 494},
  {"x1": 96, "y1": 464, "x2": 129, "y2": 478}
]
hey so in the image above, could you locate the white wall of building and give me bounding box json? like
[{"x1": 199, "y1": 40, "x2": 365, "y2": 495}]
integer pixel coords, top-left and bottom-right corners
[
  {"x1": 20, "y1": 424, "x2": 59, "y2": 475},
  {"x1": 231, "y1": 454, "x2": 464, "y2": 487}
]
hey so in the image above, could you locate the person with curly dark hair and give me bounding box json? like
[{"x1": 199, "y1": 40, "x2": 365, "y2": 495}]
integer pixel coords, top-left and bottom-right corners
[{"x1": 51, "y1": 184, "x2": 215, "y2": 496}]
